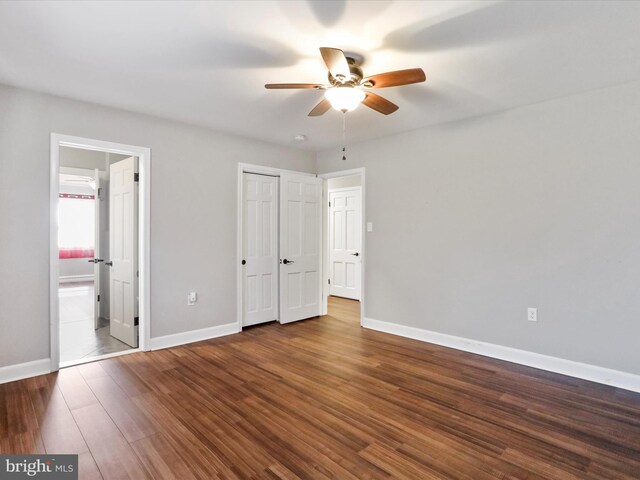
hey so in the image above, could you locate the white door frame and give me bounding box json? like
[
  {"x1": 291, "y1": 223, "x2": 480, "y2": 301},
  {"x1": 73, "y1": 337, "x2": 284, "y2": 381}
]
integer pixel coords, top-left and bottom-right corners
[
  {"x1": 236, "y1": 163, "x2": 318, "y2": 331},
  {"x1": 50, "y1": 133, "x2": 151, "y2": 371},
  {"x1": 319, "y1": 168, "x2": 366, "y2": 325}
]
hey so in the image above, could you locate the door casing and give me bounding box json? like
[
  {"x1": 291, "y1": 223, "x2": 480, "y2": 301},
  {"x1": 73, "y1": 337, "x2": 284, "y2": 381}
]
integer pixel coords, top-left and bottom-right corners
[{"x1": 50, "y1": 133, "x2": 151, "y2": 370}]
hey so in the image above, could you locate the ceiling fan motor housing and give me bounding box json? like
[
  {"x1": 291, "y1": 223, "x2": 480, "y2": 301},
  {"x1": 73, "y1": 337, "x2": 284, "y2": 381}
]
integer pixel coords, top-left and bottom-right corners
[{"x1": 328, "y1": 57, "x2": 364, "y2": 86}]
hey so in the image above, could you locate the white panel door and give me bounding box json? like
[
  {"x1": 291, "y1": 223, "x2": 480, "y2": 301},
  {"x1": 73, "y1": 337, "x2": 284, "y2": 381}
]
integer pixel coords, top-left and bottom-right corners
[
  {"x1": 243, "y1": 173, "x2": 279, "y2": 326},
  {"x1": 109, "y1": 157, "x2": 138, "y2": 347},
  {"x1": 93, "y1": 168, "x2": 101, "y2": 329},
  {"x1": 280, "y1": 173, "x2": 322, "y2": 324},
  {"x1": 329, "y1": 188, "x2": 361, "y2": 300}
]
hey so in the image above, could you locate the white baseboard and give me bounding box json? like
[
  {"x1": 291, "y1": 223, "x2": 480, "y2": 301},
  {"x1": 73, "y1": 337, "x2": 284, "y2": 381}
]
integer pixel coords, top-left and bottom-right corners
[
  {"x1": 0, "y1": 358, "x2": 51, "y2": 385},
  {"x1": 59, "y1": 274, "x2": 94, "y2": 284},
  {"x1": 362, "y1": 317, "x2": 640, "y2": 393},
  {"x1": 149, "y1": 322, "x2": 239, "y2": 351}
]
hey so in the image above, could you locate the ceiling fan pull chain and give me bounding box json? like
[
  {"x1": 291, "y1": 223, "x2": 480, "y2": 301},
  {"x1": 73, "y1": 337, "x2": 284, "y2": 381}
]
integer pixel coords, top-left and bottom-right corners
[{"x1": 342, "y1": 111, "x2": 347, "y2": 161}]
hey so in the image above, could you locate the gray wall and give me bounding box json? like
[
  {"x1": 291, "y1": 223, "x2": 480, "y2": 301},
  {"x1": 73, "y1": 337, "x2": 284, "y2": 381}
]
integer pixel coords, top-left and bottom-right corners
[
  {"x1": 0, "y1": 83, "x2": 314, "y2": 367},
  {"x1": 317, "y1": 80, "x2": 640, "y2": 375},
  {"x1": 328, "y1": 174, "x2": 361, "y2": 190},
  {"x1": 59, "y1": 258, "x2": 93, "y2": 278},
  {"x1": 59, "y1": 147, "x2": 109, "y2": 170}
]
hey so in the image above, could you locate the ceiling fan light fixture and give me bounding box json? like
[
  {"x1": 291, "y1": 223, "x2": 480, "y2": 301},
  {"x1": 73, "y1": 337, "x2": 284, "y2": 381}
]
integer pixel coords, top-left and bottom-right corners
[{"x1": 324, "y1": 87, "x2": 366, "y2": 112}]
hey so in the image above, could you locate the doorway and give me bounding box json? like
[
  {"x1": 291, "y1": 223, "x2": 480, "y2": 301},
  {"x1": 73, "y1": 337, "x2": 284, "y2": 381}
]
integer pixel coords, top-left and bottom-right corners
[
  {"x1": 50, "y1": 134, "x2": 151, "y2": 370},
  {"x1": 58, "y1": 159, "x2": 133, "y2": 363},
  {"x1": 238, "y1": 165, "x2": 323, "y2": 329},
  {"x1": 320, "y1": 169, "x2": 366, "y2": 322}
]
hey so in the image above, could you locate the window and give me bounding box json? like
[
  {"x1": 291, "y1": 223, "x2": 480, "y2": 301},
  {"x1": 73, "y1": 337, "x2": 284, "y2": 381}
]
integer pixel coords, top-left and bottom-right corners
[{"x1": 58, "y1": 193, "x2": 95, "y2": 259}]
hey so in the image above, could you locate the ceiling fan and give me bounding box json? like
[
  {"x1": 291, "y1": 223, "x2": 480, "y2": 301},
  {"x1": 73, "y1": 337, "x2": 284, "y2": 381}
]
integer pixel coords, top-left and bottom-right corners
[{"x1": 265, "y1": 47, "x2": 426, "y2": 116}]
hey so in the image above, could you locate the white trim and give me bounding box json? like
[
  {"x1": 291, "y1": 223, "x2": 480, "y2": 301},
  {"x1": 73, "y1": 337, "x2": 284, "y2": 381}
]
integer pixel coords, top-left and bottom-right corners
[
  {"x1": 236, "y1": 163, "x2": 317, "y2": 332},
  {"x1": 50, "y1": 133, "x2": 152, "y2": 374},
  {"x1": 327, "y1": 186, "x2": 362, "y2": 193},
  {"x1": 238, "y1": 162, "x2": 317, "y2": 178},
  {"x1": 362, "y1": 317, "x2": 640, "y2": 393},
  {"x1": 0, "y1": 359, "x2": 50, "y2": 385},
  {"x1": 59, "y1": 274, "x2": 94, "y2": 284},
  {"x1": 59, "y1": 348, "x2": 140, "y2": 369},
  {"x1": 50, "y1": 136, "x2": 60, "y2": 371},
  {"x1": 149, "y1": 323, "x2": 240, "y2": 351},
  {"x1": 319, "y1": 168, "x2": 366, "y2": 322}
]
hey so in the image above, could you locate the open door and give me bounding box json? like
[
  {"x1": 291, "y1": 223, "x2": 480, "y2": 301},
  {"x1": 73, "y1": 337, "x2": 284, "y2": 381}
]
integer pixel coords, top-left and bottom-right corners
[
  {"x1": 93, "y1": 168, "x2": 101, "y2": 329},
  {"x1": 109, "y1": 156, "x2": 138, "y2": 347},
  {"x1": 279, "y1": 173, "x2": 322, "y2": 324},
  {"x1": 329, "y1": 187, "x2": 362, "y2": 300}
]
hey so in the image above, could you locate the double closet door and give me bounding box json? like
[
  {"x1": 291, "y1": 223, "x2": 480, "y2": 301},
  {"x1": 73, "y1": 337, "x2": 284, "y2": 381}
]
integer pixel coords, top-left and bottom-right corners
[{"x1": 242, "y1": 172, "x2": 322, "y2": 327}]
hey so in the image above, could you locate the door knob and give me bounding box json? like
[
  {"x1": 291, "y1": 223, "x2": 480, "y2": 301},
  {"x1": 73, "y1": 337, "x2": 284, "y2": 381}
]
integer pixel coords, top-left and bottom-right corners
[
  {"x1": 282, "y1": 259, "x2": 295, "y2": 264},
  {"x1": 351, "y1": 252, "x2": 360, "y2": 256},
  {"x1": 241, "y1": 259, "x2": 246, "y2": 265},
  {"x1": 105, "y1": 261, "x2": 113, "y2": 267},
  {"x1": 88, "y1": 258, "x2": 104, "y2": 263}
]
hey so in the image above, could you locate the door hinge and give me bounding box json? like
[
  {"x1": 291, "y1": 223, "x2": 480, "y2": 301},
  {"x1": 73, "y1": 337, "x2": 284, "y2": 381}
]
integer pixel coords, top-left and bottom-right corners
[
  {"x1": 134, "y1": 317, "x2": 139, "y2": 326},
  {"x1": 134, "y1": 173, "x2": 139, "y2": 182},
  {"x1": 329, "y1": 201, "x2": 331, "y2": 207},
  {"x1": 328, "y1": 279, "x2": 330, "y2": 285},
  {"x1": 97, "y1": 187, "x2": 103, "y2": 200},
  {"x1": 97, "y1": 294, "x2": 100, "y2": 302}
]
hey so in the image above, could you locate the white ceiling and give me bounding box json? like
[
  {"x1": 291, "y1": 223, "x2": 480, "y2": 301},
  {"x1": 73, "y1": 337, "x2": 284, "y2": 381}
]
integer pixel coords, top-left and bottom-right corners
[{"x1": 1, "y1": 1, "x2": 640, "y2": 151}]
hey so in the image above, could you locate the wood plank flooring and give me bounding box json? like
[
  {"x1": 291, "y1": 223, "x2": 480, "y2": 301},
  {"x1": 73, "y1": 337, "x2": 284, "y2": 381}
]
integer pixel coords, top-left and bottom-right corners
[{"x1": 2, "y1": 296, "x2": 640, "y2": 479}]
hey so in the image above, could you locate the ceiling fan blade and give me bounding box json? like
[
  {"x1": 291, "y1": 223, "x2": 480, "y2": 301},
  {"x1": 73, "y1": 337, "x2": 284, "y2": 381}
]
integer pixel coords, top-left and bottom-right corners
[
  {"x1": 363, "y1": 68, "x2": 426, "y2": 88},
  {"x1": 265, "y1": 83, "x2": 324, "y2": 89},
  {"x1": 319, "y1": 47, "x2": 351, "y2": 82},
  {"x1": 362, "y1": 92, "x2": 399, "y2": 115},
  {"x1": 308, "y1": 98, "x2": 331, "y2": 117}
]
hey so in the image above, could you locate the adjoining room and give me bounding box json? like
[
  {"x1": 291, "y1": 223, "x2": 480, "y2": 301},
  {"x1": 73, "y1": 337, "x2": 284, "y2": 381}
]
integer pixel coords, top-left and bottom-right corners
[{"x1": 56, "y1": 145, "x2": 141, "y2": 366}]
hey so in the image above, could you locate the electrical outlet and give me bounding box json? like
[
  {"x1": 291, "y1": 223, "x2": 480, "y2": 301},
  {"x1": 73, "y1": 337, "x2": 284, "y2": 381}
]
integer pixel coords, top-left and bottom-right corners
[
  {"x1": 188, "y1": 292, "x2": 197, "y2": 306},
  {"x1": 527, "y1": 307, "x2": 537, "y2": 322}
]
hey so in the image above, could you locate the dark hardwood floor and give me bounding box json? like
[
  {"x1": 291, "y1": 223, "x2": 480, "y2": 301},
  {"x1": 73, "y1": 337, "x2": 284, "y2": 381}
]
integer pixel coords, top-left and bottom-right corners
[{"x1": 2, "y1": 296, "x2": 640, "y2": 479}]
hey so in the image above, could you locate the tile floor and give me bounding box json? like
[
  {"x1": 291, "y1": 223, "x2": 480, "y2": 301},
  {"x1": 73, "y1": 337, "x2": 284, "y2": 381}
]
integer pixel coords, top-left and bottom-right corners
[{"x1": 59, "y1": 280, "x2": 132, "y2": 363}]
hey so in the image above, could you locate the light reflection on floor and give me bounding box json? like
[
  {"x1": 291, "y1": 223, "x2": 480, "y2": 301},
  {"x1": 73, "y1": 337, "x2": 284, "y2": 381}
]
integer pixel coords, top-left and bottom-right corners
[{"x1": 58, "y1": 281, "x2": 132, "y2": 363}]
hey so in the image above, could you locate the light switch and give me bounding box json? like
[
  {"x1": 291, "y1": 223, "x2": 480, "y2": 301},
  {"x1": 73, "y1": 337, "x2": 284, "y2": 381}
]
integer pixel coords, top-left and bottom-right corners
[
  {"x1": 188, "y1": 292, "x2": 197, "y2": 305},
  {"x1": 367, "y1": 222, "x2": 373, "y2": 232}
]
